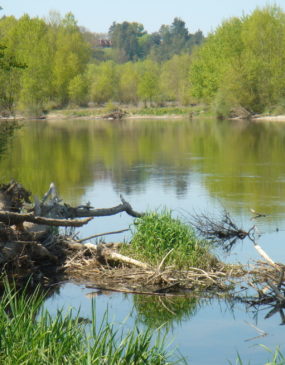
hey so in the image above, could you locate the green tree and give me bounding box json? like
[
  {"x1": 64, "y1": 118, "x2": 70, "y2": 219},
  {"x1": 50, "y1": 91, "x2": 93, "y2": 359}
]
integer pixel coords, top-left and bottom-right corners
[
  {"x1": 68, "y1": 74, "x2": 88, "y2": 106},
  {"x1": 160, "y1": 54, "x2": 192, "y2": 105},
  {"x1": 118, "y1": 62, "x2": 139, "y2": 104},
  {"x1": 0, "y1": 15, "x2": 53, "y2": 115},
  {"x1": 52, "y1": 12, "x2": 91, "y2": 106},
  {"x1": 0, "y1": 32, "x2": 27, "y2": 114},
  {"x1": 151, "y1": 18, "x2": 204, "y2": 61},
  {"x1": 109, "y1": 21, "x2": 146, "y2": 62},
  {"x1": 190, "y1": 5, "x2": 285, "y2": 114},
  {"x1": 190, "y1": 17, "x2": 243, "y2": 102},
  {"x1": 240, "y1": 6, "x2": 285, "y2": 111},
  {"x1": 137, "y1": 60, "x2": 160, "y2": 106},
  {"x1": 88, "y1": 61, "x2": 118, "y2": 104}
]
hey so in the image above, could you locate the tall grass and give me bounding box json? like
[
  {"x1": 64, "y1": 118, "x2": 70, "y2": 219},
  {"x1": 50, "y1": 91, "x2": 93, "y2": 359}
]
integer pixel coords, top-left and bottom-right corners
[
  {"x1": 122, "y1": 210, "x2": 217, "y2": 270},
  {"x1": 230, "y1": 346, "x2": 285, "y2": 365},
  {"x1": 0, "y1": 280, "x2": 182, "y2": 364}
]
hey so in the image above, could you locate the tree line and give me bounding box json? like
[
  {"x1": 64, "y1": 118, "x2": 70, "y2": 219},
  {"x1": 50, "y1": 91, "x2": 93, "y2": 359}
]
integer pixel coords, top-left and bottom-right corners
[
  {"x1": 0, "y1": 5, "x2": 285, "y2": 116},
  {"x1": 0, "y1": 11, "x2": 201, "y2": 116},
  {"x1": 190, "y1": 5, "x2": 285, "y2": 115}
]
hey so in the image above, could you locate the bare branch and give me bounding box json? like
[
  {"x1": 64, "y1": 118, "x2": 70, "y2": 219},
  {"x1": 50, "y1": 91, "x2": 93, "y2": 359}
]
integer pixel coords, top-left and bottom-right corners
[
  {"x1": 190, "y1": 210, "x2": 249, "y2": 251},
  {"x1": 0, "y1": 210, "x2": 93, "y2": 227},
  {"x1": 78, "y1": 228, "x2": 129, "y2": 243}
]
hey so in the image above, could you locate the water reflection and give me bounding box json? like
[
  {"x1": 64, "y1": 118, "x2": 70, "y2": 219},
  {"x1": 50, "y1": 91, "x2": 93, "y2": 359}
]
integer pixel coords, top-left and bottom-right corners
[
  {"x1": 42, "y1": 283, "x2": 285, "y2": 364},
  {"x1": 133, "y1": 294, "x2": 199, "y2": 330},
  {"x1": 0, "y1": 121, "x2": 20, "y2": 162},
  {"x1": 1, "y1": 117, "x2": 285, "y2": 363},
  {"x1": 0, "y1": 118, "x2": 285, "y2": 218}
]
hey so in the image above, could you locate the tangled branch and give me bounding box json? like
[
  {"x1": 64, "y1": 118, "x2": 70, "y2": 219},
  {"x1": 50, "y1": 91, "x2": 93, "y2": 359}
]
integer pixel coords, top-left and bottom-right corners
[{"x1": 190, "y1": 210, "x2": 249, "y2": 251}]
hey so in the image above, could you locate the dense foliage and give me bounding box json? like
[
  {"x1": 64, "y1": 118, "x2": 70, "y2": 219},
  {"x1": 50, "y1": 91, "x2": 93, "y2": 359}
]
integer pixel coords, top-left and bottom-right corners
[
  {"x1": 0, "y1": 11, "x2": 201, "y2": 116},
  {"x1": 108, "y1": 17, "x2": 203, "y2": 62},
  {"x1": 190, "y1": 5, "x2": 285, "y2": 115},
  {"x1": 1, "y1": 5, "x2": 285, "y2": 116}
]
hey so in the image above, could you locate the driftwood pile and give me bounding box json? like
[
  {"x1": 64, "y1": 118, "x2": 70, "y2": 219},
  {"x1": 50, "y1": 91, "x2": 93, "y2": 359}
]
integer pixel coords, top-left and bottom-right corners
[
  {"x1": 242, "y1": 262, "x2": 285, "y2": 325},
  {"x1": 0, "y1": 180, "x2": 143, "y2": 285},
  {"x1": 1, "y1": 179, "x2": 285, "y2": 325},
  {"x1": 102, "y1": 108, "x2": 127, "y2": 120},
  {"x1": 63, "y1": 238, "x2": 242, "y2": 295},
  {"x1": 191, "y1": 210, "x2": 285, "y2": 323},
  {"x1": 0, "y1": 180, "x2": 242, "y2": 295}
]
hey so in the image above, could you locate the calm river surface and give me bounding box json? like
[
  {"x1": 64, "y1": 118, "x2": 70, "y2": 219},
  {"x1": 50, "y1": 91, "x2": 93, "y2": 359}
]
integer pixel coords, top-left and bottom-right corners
[{"x1": 1, "y1": 117, "x2": 285, "y2": 364}]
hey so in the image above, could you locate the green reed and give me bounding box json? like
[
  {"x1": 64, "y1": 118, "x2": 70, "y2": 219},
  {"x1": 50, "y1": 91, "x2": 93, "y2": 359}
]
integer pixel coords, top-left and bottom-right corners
[
  {"x1": 0, "y1": 279, "x2": 182, "y2": 365},
  {"x1": 230, "y1": 346, "x2": 285, "y2": 365}
]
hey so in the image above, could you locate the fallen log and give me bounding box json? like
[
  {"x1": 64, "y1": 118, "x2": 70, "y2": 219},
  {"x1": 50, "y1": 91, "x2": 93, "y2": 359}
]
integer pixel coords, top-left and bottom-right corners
[
  {"x1": 37, "y1": 194, "x2": 143, "y2": 219},
  {"x1": 65, "y1": 240, "x2": 150, "y2": 270},
  {"x1": 0, "y1": 210, "x2": 93, "y2": 227},
  {"x1": 253, "y1": 241, "x2": 282, "y2": 272}
]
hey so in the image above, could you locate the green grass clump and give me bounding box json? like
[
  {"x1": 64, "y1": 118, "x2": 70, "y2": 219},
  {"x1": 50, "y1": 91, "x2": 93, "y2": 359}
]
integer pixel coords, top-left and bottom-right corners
[
  {"x1": 0, "y1": 280, "x2": 181, "y2": 364},
  {"x1": 123, "y1": 211, "x2": 216, "y2": 270}
]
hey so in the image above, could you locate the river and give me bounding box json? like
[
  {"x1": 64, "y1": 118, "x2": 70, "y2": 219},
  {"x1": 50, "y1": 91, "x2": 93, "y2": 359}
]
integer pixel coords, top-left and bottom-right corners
[{"x1": 1, "y1": 117, "x2": 285, "y2": 364}]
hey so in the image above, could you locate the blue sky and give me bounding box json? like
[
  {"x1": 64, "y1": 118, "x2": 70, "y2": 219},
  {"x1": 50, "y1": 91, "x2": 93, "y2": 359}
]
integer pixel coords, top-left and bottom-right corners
[{"x1": 1, "y1": 0, "x2": 283, "y2": 34}]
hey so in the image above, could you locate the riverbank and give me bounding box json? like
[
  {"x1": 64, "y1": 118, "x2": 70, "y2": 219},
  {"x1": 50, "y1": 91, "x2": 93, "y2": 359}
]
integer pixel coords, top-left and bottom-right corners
[
  {"x1": 0, "y1": 105, "x2": 208, "y2": 121},
  {"x1": 252, "y1": 114, "x2": 285, "y2": 122},
  {"x1": 3, "y1": 105, "x2": 285, "y2": 123}
]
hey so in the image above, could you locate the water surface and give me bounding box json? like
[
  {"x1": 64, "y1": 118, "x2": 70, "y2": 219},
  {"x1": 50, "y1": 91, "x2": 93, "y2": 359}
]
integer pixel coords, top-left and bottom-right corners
[{"x1": 1, "y1": 117, "x2": 285, "y2": 364}]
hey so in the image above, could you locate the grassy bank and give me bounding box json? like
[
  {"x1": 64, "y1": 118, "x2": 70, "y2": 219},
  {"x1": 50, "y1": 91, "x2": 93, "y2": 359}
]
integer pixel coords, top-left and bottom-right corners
[{"x1": 0, "y1": 279, "x2": 182, "y2": 364}]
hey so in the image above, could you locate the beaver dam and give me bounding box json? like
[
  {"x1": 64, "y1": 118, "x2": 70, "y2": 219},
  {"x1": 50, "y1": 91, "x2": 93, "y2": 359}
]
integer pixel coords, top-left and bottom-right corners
[{"x1": 0, "y1": 180, "x2": 285, "y2": 320}]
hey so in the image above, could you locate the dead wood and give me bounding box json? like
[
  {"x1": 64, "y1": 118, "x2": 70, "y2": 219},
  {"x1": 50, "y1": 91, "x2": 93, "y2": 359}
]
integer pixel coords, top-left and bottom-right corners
[
  {"x1": 84, "y1": 284, "x2": 186, "y2": 297},
  {"x1": 191, "y1": 210, "x2": 249, "y2": 251},
  {"x1": 1, "y1": 179, "x2": 285, "y2": 314},
  {"x1": 0, "y1": 210, "x2": 93, "y2": 227},
  {"x1": 0, "y1": 180, "x2": 143, "y2": 286},
  {"x1": 36, "y1": 194, "x2": 143, "y2": 219},
  {"x1": 63, "y1": 239, "x2": 150, "y2": 269},
  {"x1": 102, "y1": 109, "x2": 127, "y2": 120},
  {"x1": 252, "y1": 241, "x2": 282, "y2": 272},
  {"x1": 0, "y1": 180, "x2": 31, "y2": 212},
  {"x1": 240, "y1": 261, "x2": 285, "y2": 324},
  {"x1": 78, "y1": 228, "x2": 129, "y2": 243}
]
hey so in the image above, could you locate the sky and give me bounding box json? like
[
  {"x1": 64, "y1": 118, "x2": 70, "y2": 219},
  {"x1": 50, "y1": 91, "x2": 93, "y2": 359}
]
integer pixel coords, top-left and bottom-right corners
[{"x1": 1, "y1": 0, "x2": 283, "y2": 35}]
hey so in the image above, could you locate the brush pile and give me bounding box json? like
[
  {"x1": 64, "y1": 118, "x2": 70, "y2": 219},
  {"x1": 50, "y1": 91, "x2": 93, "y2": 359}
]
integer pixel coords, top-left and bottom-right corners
[
  {"x1": 1, "y1": 179, "x2": 285, "y2": 317},
  {"x1": 0, "y1": 180, "x2": 243, "y2": 294}
]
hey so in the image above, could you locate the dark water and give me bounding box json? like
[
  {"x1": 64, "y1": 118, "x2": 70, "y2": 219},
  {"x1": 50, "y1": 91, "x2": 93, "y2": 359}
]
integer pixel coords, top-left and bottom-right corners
[{"x1": 1, "y1": 117, "x2": 285, "y2": 364}]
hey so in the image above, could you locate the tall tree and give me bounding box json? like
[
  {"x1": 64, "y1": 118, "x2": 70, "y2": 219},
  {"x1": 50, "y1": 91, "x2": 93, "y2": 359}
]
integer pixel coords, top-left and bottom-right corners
[
  {"x1": 0, "y1": 44, "x2": 26, "y2": 114},
  {"x1": 137, "y1": 60, "x2": 160, "y2": 106},
  {"x1": 52, "y1": 12, "x2": 91, "y2": 106},
  {"x1": 190, "y1": 5, "x2": 285, "y2": 114},
  {"x1": 118, "y1": 62, "x2": 139, "y2": 104},
  {"x1": 88, "y1": 61, "x2": 118, "y2": 104},
  {"x1": 151, "y1": 18, "x2": 203, "y2": 61},
  {"x1": 160, "y1": 54, "x2": 192, "y2": 105},
  {"x1": 109, "y1": 21, "x2": 146, "y2": 62}
]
